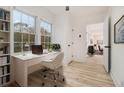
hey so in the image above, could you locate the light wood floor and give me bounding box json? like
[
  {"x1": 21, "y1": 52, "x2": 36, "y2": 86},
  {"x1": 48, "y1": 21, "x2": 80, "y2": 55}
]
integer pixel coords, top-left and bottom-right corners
[
  {"x1": 64, "y1": 55, "x2": 114, "y2": 87},
  {"x1": 8, "y1": 55, "x2": 114, "y2": 87}
]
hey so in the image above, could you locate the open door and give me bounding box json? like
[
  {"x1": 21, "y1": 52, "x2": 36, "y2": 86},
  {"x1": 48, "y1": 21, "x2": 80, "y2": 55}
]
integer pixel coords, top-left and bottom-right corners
[{"x1": 103, "y1": 16, "x2": 111, "y2": 73}]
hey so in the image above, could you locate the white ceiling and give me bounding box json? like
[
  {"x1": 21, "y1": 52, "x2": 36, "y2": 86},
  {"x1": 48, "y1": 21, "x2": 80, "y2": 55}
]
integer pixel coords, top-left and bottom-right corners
[{"x1": 43, "y1": 6, "x2": 109, "y2": 17}]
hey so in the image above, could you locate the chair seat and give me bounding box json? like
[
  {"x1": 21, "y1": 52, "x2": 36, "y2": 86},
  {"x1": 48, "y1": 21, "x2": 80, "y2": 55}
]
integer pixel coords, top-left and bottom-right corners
[{"x1": 41, "y1": 52, "x2": 64, "y2": 70}]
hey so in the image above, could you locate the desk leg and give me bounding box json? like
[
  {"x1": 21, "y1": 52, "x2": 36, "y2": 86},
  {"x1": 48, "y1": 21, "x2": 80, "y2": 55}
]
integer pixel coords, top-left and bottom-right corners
[{"x1": 14, "y1": 59, "x2": 28, "y2": 87}]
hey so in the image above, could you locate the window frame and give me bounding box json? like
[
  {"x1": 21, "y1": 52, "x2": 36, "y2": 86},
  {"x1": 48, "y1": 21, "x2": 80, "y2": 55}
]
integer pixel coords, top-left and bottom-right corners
[
  {"x1": 40, "y1": 19, "x2": 52, "y2": 50},
  {"x1": 13, "y1": 9, "x2": 36, "y2": 54}
]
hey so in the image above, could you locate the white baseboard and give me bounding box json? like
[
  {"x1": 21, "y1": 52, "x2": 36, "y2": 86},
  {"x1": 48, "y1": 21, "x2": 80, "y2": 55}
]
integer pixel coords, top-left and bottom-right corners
[
  {"x1": 63, "y1": 60, "x2": 72, "y2": 66},
  {"x1": 110, "y1": 72, "x2": 121, "y2": 87},
  {"x1": 72, "y1": 58, "x2": 87, "y2": 63}
]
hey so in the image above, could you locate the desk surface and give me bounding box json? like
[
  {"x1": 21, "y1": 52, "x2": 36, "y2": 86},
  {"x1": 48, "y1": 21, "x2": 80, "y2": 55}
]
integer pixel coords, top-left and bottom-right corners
[{"x1": 12, "y1": 51, "x2": 59, "y2": 61}]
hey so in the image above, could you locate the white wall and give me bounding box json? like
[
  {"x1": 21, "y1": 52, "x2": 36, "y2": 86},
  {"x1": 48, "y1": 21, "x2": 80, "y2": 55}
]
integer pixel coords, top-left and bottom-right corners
[
  {"x1": 53, "y1": 14, "x2": 72, "y2": 65},
  {"x1": 110, "y1": 6, "x2": 124, "y2": 87},
  {"x1": 71, "y1": 14, "x2": 106, "y2": 62}
]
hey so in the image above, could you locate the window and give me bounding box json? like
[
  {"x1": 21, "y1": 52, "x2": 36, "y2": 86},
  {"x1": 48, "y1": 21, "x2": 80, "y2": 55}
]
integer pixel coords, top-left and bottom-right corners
[
  {"x1": 40, "y1": 20, "x2": 52, "y2": 50},
  {"x1": 13, "y1": 10, "x2": 35, "y2": 53}
]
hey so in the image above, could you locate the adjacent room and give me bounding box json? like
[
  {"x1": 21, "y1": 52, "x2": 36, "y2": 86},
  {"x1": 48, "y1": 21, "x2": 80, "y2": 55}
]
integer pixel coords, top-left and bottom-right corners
[{"x1": 0, "y1": 6, "x2": 124, "y2": 87}]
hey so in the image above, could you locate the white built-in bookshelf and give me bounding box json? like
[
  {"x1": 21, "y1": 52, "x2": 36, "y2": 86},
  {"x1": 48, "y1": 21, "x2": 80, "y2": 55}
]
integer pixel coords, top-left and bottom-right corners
[{"x1": 0, "y1": 8, "x2": 11, "y2": 87}]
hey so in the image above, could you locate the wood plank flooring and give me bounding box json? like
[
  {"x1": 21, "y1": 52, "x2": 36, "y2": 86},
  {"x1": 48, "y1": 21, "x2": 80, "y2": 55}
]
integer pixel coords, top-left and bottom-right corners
[
  {"x1": 64, "y1": 55, "x2": 114, "y2": 87},
  {"x1": 7, "y1": 55, "x2": 114, "y2": 87}
]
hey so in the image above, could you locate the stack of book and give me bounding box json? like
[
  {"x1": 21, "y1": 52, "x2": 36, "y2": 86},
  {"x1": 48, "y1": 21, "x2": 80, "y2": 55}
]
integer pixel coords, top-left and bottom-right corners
[
  {"x1": 0, "y1": 8, "x2": 10, "y2": 31},
  {"x1": 0, "y1": 56, "x2": 7, "y2": 65},
  {"x1": 0, "y1": 9, "x2": 4, "y2": 19},
  {"x1": 0, "y1": 22, "x2": 10, "y2": 31},
  {"x1": 0, "y1": 67, "x2": 3, "y2": 76},
  {"x1": 0, "y1": 77, "x2": 2, "y2": 85},
  {"x1": 0, "y1": 9, "x2": 10, "y2": 20},
  {"x1": 4, "y1": 12, "x2": 10, "y2": 21},
  {"x1": 0, "y1": 66, "x2": 10, "y2": 85}
]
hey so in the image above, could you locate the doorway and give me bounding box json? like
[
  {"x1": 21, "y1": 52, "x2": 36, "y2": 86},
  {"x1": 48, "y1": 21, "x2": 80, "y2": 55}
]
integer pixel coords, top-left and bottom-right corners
[
  {"x1": 86, "y1": 23, "x2": 104, "y2": 56},
  {"x1": 86, "y1": 19, "x2": 111, "y2": 73}
]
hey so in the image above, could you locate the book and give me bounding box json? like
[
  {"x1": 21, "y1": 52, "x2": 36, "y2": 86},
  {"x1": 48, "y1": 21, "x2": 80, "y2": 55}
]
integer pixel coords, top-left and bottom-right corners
[
  {"x1": 4, "y1": 66, "x2": 7, "y2": 75},
  {"x1": 0, "y1": 22, "x2": 2, "y2": 30},
  {"x1": 3, "y1": 76, "x2": 6, "y2": 84},
  {"x1": 2, "y1": 22, "x2": 5, "y2": 31},
  {"x1": 5, "y1": 12, "x2": 10, "y2": 21},
  {"x1": 0, "y1": 9, "x2": 3, "y2": 19},
  {"x1": 6, "y1": 75, "x2": 10, "y2": 82},
  {"x1": 0, "y1": 77, "x2": 2, "y2": 85},
  {"x1": 0, "y1": 67, "x2": 3, "y2": 76}
]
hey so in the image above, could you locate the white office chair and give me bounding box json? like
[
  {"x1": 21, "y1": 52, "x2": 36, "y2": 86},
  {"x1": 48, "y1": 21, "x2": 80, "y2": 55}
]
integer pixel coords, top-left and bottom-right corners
[{"x1": 41, "y1": 52, "x2": 64, "y2": 82}]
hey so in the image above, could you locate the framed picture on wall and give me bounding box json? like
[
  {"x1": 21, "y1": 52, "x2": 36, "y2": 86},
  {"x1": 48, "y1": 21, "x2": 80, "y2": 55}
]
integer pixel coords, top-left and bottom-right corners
[{"x1": 114, "y1": 15, "x2": 124, "y2": 43}]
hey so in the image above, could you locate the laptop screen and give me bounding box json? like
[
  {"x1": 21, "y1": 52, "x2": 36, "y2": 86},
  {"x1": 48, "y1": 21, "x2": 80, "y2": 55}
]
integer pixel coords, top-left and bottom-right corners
[{"x1": 32, "y1": 45, "x2": 43, "y2": 55}]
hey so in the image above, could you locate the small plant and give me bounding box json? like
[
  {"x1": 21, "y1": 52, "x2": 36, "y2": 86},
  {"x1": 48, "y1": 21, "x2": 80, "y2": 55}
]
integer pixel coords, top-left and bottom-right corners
[{"x1": 52, "y1": 44, "x2": 61, "y2": 51}]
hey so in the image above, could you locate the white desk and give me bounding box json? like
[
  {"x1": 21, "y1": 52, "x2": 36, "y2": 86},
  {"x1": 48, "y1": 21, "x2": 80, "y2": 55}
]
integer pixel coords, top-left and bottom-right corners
[{"x1": 12, "y1": 52, "x2": 60, "y2": 87}]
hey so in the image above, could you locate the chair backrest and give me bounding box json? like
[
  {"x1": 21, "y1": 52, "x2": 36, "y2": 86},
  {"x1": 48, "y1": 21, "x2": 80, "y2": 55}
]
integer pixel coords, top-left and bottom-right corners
[{"x1": 53, "y1": 52, "x2": 64, "y2": 69}]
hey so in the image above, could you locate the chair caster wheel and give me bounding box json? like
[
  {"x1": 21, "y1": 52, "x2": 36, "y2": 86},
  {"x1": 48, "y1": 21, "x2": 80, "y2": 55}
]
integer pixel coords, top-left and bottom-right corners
[
  {"x1": 44, "y1": 75, "x2": 47, "y2": 78},
  {"x1": 57, "y1": 72, "x2": 59, "y2": 76},
  {"x1": 42, "y1": 82, "x2": 45, "y2": 86},
  {"x1": 54, "y1": 85, "x2": 57, "y2": 87},
  {"x1": 63, "y1": 78, "x2": 65, "y2": 82}
]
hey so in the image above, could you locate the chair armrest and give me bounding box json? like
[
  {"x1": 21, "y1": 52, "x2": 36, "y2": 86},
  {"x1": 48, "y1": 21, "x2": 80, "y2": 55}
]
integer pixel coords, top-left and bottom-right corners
[{"x1": 42, "y1": 60, "x2": 53, "y2": 63}]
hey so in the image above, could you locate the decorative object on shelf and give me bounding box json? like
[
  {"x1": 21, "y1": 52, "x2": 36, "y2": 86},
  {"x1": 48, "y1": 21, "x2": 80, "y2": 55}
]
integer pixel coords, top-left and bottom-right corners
[
  {"x1": 0, "y1": 37, "x2": 4, "y2": 42},
  {"x1": 0, "y1": 48, "x2": 4, "y2": 54},
  {"x1": 3, "y1": 46, "x2": 8, "y2": 54},
  {"x1": 52, "y1": 44, "x2": 61, "y2": 51},
  {"x1": 114, "y1": 15, "x2": 124, "y2": 43},
  {"x1": 0, "y1": 46, "x2": 9, "y2": 54}
]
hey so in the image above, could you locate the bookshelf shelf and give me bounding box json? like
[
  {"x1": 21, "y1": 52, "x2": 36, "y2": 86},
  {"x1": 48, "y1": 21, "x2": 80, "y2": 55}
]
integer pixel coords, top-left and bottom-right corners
[
  {"x1": 0, "y1": 8, "x2": 11, "y2": 87},
  {"x1": 0, "y1": 54, "x2": 9, "y2": 55},
  {"x1": 0, "y1": 63, "x2": 10, "y2": 67},
  {"x1": 0, "y1": 30, "x2": 10, "y2": 32},
  {"x1": 0, "y1": 42, "x2": 10, "y2": 44},
  {"x1": 0, "y1": 19, "x2": 10, "y2": 22},
  {"x1": 0, "y1": 73, "x2": 10, "y2": 78}
]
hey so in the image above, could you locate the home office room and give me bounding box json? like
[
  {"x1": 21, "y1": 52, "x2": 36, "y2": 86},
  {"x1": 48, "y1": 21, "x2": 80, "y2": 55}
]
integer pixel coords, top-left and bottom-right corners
[{"x1": 0, "y1": 0, "x2": 124, "y2": 93}]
